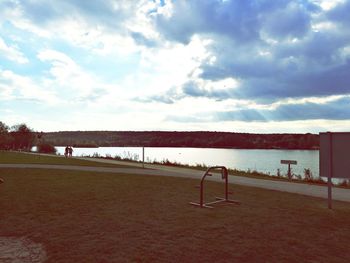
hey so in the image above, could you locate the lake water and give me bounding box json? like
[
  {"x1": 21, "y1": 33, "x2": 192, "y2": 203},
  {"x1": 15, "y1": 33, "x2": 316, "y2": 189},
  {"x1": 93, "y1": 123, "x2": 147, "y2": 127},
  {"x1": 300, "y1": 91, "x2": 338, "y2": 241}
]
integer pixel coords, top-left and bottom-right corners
[{"x1": 55, "y1": 146, "x2": 320, "y2": 178}]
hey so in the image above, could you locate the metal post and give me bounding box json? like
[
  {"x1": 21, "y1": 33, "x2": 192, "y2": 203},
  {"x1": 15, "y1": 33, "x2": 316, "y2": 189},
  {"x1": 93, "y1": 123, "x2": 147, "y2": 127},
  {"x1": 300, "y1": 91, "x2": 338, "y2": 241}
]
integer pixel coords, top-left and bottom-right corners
[
  {"x1": 200, "y1": 176, "x2": 204, "y2": 207},
  {"x1": 190, "y1": 166, "x2": 239, "y2": 208},
  {"x1": 328, "y1": 132, "x2": 333, "y2": 209},
  {"x1": 142, "y1": 147, "x2": 145, "y2": 169},
  {"x1": 327, "y1": 176, "x2": 332, "y2": 209},
  {"x1": 224, "y1": 168, "x2": 228, "y2": 200}
]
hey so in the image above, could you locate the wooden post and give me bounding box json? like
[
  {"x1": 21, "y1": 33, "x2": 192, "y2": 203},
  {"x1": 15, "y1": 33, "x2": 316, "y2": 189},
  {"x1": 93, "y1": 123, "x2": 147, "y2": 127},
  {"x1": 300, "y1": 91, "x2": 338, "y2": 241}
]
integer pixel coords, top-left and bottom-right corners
[{"x1": 288, "y1": 163, "x2": 291, "y2": 180}]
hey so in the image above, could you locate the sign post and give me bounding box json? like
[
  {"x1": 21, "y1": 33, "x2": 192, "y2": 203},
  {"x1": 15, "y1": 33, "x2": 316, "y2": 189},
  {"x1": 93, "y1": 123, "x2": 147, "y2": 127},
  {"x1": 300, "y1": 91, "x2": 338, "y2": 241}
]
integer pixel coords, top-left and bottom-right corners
[
  {"x1": 280, "y1": 160, "x2": 297, "y2": 179},
  {"x1": 320, "y1": 132, "x2": 350, "y2": 209}
]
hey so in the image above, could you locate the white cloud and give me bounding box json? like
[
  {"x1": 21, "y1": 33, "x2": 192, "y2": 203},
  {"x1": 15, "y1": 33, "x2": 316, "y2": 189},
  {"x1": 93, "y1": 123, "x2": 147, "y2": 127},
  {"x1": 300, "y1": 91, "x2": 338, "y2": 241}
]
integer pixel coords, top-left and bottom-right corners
[
  {"x1": 0, "y1": 79, "x2": 13, "y2": 100},
  {"x1": 312, "y1": 0, "x2": 346, "y2": 10},
  {"x1": 0, "y1": 69, "x2": 57, "y2": 103},
  {"x1": 134, "y1": 35, "x2": 214, "y2": 98},
  {"x1": 0, "y1": 37, "x2": 28, "y2": 64},
  {"x1": 125, "y1": 0, "x2": 161, "y2": 39},
  {"x1": 1, "y1": 0, "x2": 350, "y2": 133},
  {"x1": 0, "y1": 0, "x2": 148, "y2": 55},
  {"x1": 45, "y1": 18, "x2": 139, "y2": 56},
  {"x1": 37, "y1": 49, "x2": 121, "y2": 102}
]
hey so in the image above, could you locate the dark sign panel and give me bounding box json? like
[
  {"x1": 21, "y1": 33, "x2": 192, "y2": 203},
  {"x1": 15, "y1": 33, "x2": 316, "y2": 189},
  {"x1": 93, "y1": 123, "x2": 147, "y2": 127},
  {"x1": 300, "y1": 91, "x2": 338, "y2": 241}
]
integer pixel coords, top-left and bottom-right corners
[
  {"x1": 320, "y1": 132, "x2": 350, "y2": 179},
  {"x1": 280, "y1": 160, "x2": 297, "y2": 165}
]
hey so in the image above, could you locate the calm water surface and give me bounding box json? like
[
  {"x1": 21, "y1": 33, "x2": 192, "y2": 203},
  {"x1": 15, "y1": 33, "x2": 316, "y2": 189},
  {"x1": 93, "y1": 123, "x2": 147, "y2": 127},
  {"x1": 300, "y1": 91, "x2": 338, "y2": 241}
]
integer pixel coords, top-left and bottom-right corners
[{"x1": 55, "y1": 147, "x2": 319, "y2": 177}]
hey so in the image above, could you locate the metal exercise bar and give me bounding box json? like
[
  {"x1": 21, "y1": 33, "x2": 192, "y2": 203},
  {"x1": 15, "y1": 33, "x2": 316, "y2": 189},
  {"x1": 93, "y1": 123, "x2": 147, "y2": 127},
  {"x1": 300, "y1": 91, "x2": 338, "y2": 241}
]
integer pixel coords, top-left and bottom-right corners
[{"x1": 190, "y1": 166, "x2": 240, "y2": 209}]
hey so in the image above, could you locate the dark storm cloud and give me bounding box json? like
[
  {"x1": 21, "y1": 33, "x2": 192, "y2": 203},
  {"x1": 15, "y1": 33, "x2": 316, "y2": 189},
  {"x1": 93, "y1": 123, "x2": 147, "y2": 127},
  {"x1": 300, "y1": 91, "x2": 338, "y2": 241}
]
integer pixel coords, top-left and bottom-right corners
[
  {"x1": 198, "y1": 30, "x2": 350, "y2": 102},
  {"x1": 182, "y1": 81, "x2": 234, "y2": 100},
  {"x1": 213, "y1": 97, "x2": 350, "y2": 122},
  {"x1": 154, "y1": 0, "x2": 350, "y2": 104},
  {"x1": 260, "y1": 1, "x2": 315, "y2": 39},
  {"x1": 185, "y1": 59, "x2": 350, "y2": 103},
  {"x1": 327, "y1": 0, "x2": 350, "y2": 27},
  {"x1": 155, "y1": 0, "x2": 263, "y2": 44},
  {"x1": 274, "y1": 31, "x2": 349, "y2": 65},
  {"x1": 223, "y1": 59, "x2": 350, "y2": 102},
  {"x1": 287, "y1": 60, "x2": 350, "y2": 96},
  {"x1": 155, "y1": 0, "x2": 318, "y2": 43}
]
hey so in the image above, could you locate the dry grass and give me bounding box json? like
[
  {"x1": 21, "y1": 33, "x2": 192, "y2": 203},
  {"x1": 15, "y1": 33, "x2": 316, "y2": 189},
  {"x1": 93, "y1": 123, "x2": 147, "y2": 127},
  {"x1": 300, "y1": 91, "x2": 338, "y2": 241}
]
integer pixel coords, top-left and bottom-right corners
[{"x1": 1, "y1": 167, "x2": 350, "y2": 262}]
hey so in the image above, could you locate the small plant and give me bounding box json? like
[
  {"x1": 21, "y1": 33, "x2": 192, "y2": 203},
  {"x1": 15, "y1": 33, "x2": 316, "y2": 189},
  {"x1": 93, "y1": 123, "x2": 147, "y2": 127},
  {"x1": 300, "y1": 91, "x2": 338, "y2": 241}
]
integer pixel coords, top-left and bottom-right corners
[
  {"x1": 195, "y1": 163, "x2": 208, "y2": 169},
  {"x1": 161, "y1": 158, "x2": 182, "y2": 166},
  {"x1": 339, "y1": 180, "x2": 350, "y2": 188},
  {"x1": 36, "y1": 142, "x2": 57, "y2": 154},
  {"x1": 92, "y1": 152, "x2": 100, "y2": 158},
  {"x1": 113, "y1": 155, "x2": 123, "y2": 161},
  {"x1": 294, "y1": 174, "x2": 302, "y2": 180},
  {"x1": 304, "y1": 168, "x2": 313, "y2": 181}
]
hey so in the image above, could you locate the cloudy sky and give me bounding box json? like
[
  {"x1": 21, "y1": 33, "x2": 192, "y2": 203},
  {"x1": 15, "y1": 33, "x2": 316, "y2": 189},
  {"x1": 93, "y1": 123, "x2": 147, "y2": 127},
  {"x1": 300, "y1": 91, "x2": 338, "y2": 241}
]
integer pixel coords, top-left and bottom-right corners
[{"x1": 1, "y1": 0, "x2": 350, "y2": 133}]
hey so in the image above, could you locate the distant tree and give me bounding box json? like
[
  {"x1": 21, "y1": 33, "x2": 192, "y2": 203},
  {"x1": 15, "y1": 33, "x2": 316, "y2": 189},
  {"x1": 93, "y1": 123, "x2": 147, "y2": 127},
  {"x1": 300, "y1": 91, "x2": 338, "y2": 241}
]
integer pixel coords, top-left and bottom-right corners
[
  {"x1": 10, "y1": 123, "x2": 36, "y2": 151},
  {"x1": 0, "y1": 121, "x2": 11, "y2": 149},
  {"x1": 0, "y1": 121, "x2": 9, "y2": 133}
]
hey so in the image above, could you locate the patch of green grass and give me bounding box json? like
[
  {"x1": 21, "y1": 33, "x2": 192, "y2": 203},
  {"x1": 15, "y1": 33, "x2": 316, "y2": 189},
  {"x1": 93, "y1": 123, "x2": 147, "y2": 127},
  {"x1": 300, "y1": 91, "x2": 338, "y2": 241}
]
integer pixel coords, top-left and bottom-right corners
[
  {"x1": 0, "y1": 151, "x2": 133, "y2": 168},
  {"x1": 1, "y1": 168, "x2": 350, "y2": 262}
]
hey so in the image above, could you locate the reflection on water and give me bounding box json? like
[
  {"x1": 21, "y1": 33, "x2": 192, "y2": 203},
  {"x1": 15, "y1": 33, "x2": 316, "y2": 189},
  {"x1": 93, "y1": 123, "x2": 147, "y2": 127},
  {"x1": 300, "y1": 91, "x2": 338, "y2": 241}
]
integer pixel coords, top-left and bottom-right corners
[{"x1": 54, "y1": 146, "x2": 319, "y2": 178}]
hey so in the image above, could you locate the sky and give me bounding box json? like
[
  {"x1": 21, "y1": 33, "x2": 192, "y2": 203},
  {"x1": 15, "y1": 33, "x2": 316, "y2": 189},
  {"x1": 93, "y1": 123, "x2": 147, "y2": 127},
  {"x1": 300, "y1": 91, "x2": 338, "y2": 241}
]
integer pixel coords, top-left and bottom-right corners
[{"x1": 1, "y1": 0, "x2": 350, "y2": 133}]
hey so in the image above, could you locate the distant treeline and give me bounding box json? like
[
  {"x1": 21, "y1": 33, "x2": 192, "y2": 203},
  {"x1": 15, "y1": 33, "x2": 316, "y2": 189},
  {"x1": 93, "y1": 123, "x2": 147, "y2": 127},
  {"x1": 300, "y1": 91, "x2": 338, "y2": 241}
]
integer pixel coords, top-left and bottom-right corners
[
  {"x1": 41, "y1": 131, "x2": 319, "y2": 150},
  {"x1": 0, "y1": 122, "x2": 36, "y2": 151}
]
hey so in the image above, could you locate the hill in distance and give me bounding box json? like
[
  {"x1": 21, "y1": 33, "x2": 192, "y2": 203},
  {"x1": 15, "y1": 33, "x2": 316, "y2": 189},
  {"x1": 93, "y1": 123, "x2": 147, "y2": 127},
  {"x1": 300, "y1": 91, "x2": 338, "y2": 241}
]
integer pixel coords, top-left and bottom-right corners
[{"x1": 39, "y1": 131, "x2": 319, "y2": 150}]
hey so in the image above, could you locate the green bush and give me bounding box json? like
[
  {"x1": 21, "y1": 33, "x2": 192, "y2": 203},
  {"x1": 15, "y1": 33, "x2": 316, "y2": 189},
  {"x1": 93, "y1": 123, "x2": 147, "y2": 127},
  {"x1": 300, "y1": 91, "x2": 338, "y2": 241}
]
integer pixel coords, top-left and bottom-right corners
[{"x1": 36, "y1": 143, "x2": 57, "y2": 154}]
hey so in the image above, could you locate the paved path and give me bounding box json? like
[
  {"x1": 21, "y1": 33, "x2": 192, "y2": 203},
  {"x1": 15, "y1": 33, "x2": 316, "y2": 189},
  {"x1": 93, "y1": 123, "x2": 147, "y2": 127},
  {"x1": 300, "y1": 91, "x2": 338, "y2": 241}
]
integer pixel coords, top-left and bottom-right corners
[
  {"x1": 78, "y1": 157, "x2": 350, "y2": 203},
  {"x1": 1, "y1": 156, "x2": 350, "y2": 202}
]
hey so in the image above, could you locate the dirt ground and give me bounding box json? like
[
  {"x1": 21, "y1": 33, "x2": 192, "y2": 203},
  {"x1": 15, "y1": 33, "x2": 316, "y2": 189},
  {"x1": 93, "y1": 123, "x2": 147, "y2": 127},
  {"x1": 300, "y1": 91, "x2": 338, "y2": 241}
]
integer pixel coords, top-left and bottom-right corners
[{"x1": 0, "y1": 236, "x2": 46, "y2": 263}]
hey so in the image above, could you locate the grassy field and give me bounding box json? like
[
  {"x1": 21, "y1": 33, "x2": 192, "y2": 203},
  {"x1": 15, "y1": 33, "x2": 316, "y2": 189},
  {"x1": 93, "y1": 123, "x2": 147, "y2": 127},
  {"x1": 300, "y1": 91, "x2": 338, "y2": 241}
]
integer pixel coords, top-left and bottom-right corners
[
  {"x1": 0, "y1": 151, "x2": 135, "y2": 168},
  {"x1": 1, "y1": 150, "x2": 342, "y2": 188},
  {"x1": 1, "y1": 166, "x2": 350, "y2": 262}
]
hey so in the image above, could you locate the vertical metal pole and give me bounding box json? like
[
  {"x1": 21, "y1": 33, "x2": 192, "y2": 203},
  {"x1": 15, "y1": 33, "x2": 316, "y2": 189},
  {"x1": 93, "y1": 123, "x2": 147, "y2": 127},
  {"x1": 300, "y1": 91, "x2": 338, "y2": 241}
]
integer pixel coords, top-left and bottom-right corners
[
  {"x1": 142, "y1": 146, "x2": 145, "y2": 169},
  {"x1": 225, "y1": 168, "x2": 228, "y2": 201},
  {"x1": 327, "y1": 176, "x2": 332, "y2": 209},
  {"x1": 328, "y1": 132, "x2": 333, "y2": 209},
  {"x1": 200, "y1": 177, "x2": 204, "y2": 207}
]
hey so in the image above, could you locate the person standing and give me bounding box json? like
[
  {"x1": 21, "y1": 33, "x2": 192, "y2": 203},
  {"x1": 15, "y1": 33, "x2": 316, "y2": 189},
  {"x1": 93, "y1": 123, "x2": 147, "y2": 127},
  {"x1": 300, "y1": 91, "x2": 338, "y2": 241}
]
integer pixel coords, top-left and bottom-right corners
[
  {"x1": 68, "y1": 146, "x2": 73, "y2": 157},
  {"x1": 64, "y1": 146, "x2": 69, "y2": 157}
]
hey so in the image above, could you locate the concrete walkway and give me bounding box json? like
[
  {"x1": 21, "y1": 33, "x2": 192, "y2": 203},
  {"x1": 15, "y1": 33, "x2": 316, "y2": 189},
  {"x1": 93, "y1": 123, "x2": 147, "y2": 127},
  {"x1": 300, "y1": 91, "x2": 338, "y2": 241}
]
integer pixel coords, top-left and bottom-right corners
[{"x1": 1, "y1": 156, "x2": 350, "y2": 202}]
